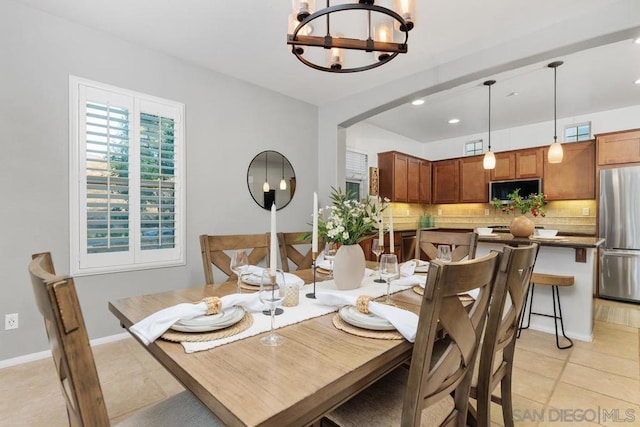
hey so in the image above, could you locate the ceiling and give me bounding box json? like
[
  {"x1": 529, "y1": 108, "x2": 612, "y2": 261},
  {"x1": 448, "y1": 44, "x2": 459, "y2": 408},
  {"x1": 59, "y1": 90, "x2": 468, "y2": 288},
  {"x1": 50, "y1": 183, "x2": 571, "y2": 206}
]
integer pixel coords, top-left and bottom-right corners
[{"x1": 12, "y1": 0, "x2": 640, "y2": 143}]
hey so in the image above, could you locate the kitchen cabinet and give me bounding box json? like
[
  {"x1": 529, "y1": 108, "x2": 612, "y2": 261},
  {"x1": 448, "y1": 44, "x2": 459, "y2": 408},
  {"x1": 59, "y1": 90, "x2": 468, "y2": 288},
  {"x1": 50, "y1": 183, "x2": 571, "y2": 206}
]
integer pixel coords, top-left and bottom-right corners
[
  {"x1": 596, "y1": 129, "x2": 640, "y2": 166},
  {"x1": 489, "y1": 148, "x2": 544, "y2": 181},
  {"x1": 378, "y1": 151, "x2": 428, "y2": 203},
  {"x1": 432, "y1": 159, "x2": 459, "y2": 204},
  {"x1": 419, "y1": 159, "x2": 431, "y2": 203},
  {"x1": 459, "y1": 155, "x2": 489, "y2": 203},
  {"x1": 544, "y1": 140, "x2": 595, "y2": 200}
]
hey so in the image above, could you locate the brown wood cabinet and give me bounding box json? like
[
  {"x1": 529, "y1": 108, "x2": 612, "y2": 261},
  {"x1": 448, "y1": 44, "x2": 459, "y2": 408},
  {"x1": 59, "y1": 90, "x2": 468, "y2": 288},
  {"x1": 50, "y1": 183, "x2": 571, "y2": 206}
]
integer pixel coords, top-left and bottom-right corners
[
  {"x1": 378, "y1": 151, "x2": 428, "y2": 203},
  {"x1": 432, "y1": 159, "x2": 459, "y2": 204},
  {"x1": 516, "y1": 147, "x2": 544, "y2": 178},
  {"x1": 596, "y1": 129, "x2": 640, "y2": 166},
  {"x1": 359, "y1": 233, "x2": 401, "y2": 261},
  {"x1": 490, "y1": 152, "x2": 516, "y2": 181},
  {"x1": 459, "y1": 155, "x2": 489, "y2": 203},
  {"x1": 419, "y1": 159, "x2": 431, "y2": 203},
  {"x1": 543, "y1": 140, "x2": 595, "y2": 200}
]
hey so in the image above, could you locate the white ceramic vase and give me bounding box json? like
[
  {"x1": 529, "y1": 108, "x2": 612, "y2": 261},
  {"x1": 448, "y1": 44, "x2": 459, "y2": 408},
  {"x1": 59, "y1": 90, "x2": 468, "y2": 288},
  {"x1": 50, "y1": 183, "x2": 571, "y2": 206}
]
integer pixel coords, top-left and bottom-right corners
[{"x1": 332, "y1": 244, "x2": 366, "y2": 290}]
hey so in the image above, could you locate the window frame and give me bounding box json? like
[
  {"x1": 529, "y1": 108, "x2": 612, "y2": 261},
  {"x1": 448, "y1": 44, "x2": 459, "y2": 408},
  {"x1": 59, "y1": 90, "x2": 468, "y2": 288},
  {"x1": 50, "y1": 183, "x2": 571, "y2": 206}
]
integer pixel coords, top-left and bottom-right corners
[
  {"x1": 464, "y1": 139, "x2": 484, "y2": 156},
  {"x1": 564, "y1": 122, "x2": 591, "y2": 142},
  {"x1": 69, "y1": 76, "x2": 186, "y2": 276}
]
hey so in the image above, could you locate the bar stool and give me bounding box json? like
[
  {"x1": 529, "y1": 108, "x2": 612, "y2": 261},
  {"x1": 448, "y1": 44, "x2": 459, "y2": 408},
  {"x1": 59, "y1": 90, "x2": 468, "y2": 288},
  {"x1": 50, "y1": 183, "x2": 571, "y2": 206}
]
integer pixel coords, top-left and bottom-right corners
[{"x1": 517, "y1": 272, "x2": 574, "y2": 349}]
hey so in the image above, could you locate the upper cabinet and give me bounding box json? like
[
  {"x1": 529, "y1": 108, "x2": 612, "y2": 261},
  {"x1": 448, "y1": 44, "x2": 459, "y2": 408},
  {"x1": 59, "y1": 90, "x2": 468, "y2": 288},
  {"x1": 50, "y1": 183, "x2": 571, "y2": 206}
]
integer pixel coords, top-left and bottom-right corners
[
  {"x1": 490, "y1": 148, "x2": 543, "y2": 181},
  {"x1": 597, "y1": 129, "x2": 640, "y2": 166},
  {"x1": 378, "y1": 151, "x2": 429, "y2": 203},
  {"x1": 432, "y1": 159, "x2": 460, "y2": 204},
  {"x1": 459, "y1": 155, "x2": 489, "y2": 203},
  {"x1": 544, "y1": 140, "x2": 595, "y2": 200}
]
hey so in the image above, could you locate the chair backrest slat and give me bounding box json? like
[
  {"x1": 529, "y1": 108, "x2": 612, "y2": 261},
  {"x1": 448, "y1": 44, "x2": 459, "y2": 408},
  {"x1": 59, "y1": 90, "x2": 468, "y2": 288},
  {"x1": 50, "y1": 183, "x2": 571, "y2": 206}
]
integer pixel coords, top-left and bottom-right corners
[
  {"x1": 415, "y1": 230, "x2": 478, "y2": 262},
  {"x1": 29, "y1": 252, "x2": 110, "y2": 427},
  {"x1": 199, "y1": 233, "x2": 270, "y2": 284},
  {"x1": 402, "y1": 251, "x2": 500, "y2": 426},
  {"x1": 278, "y1": 232, "x2": 317, "y2": 272}
]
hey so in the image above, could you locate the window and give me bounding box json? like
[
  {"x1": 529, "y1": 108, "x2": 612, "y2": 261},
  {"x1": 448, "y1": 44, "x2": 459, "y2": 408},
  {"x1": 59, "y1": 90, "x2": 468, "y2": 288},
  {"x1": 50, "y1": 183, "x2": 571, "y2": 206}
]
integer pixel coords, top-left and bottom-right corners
[
  {"x1": 465, "y1": 139, "x2": 483, "y2": 156},
  {"x1": 70, "y1": 76, "x2": 185, "y2": 275},
  {"x1": 564, "y1": 122, "x2": 591, "y2": 142},
  {"x1": 345, "y1": 149, "x2": 368, "y2": 200}
]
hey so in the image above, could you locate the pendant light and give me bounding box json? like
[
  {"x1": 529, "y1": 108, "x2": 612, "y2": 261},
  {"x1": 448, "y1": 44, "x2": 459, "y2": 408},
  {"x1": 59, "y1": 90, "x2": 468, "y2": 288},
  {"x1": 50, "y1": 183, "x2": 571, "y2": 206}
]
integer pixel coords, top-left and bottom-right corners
[
  {"x1": 548, "y1": 61, "x2": 564, "y2": 163},
  {"x1": 263, "y1": 151, "x2": 270, "y2": 192},
  {"x1": 279, "y1": 155, "x2": 287, "y2": 190},
  {"x1": 483, "y1": 79, "x2": 496, "y2": 170}
]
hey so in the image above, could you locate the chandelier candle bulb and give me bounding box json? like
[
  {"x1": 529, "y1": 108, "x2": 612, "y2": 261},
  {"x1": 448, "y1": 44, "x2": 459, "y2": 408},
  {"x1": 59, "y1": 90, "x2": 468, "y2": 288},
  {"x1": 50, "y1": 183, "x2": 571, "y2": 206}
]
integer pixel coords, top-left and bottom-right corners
[{"x1": 270, "y1": 203, "x2": 277, "y2": 275}]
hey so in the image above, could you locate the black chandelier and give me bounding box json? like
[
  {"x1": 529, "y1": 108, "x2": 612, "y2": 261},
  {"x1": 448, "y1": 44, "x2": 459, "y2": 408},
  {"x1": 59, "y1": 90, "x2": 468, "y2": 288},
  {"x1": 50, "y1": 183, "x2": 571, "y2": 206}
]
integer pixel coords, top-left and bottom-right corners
[{"x1": 287, "y1": 1, "x2": 415, "y2": 73}]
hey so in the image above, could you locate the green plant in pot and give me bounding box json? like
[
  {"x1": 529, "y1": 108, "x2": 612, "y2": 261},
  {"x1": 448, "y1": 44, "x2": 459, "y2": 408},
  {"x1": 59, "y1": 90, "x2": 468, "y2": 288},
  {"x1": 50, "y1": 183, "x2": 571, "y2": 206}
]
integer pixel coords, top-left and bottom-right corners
[{"x1": 491, "y1": 189, "x2": 546, "y2": 237}]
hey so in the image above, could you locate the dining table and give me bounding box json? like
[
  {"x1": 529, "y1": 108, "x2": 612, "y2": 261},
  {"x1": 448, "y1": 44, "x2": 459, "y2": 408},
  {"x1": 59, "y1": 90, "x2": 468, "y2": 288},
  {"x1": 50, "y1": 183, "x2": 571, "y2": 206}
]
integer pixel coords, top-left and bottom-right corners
[{"x1": 108, "y1": 266, "x2": 425, "y2": 427}]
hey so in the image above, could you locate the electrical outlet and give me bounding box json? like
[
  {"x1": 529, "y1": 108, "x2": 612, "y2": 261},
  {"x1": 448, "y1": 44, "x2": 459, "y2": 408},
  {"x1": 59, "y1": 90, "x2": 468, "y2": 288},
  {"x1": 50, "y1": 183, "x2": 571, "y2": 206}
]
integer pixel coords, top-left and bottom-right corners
[
  {"x1": 582, "y1": 207, "x2": 590, "y2": 216},
  {"x1": 484, "y1": 208, "x2": 490, "y2": 216},
  {"x1": 437, "y1": 209, "x2": 442, "y2": 216},
  {"x1": 5, "y1": 313, "x2": 18, "y2": 330}
]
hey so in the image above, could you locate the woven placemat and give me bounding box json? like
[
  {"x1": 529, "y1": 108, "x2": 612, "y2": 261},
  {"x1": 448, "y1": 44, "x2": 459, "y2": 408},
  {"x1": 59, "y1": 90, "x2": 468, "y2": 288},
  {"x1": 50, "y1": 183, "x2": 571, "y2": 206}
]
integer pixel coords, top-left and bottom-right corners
[
  {"x1": 331, "y1": 314, "x2": 403, "y2": 340},
  {"x1": 161, "y1": 311, "x2": 254, "y2": 343},
  {"x1": 239, "y1": 282, "x2": 260, "y2": 292},
  {"x1": 412, "y1": 285, "x2": 424, "y2": 296},
  {"x1": 412, "y1": 286, "x2": 476, "y2": 304}
]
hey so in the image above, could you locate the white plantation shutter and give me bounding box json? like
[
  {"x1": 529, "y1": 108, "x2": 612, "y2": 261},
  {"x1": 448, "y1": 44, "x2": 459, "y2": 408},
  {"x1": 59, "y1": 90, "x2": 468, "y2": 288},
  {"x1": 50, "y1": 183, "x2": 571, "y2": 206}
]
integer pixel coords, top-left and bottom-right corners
[
  {"x1": 346, "y1": 150, "x2": 367, "y2": 180},
  {"x1": 70, "y1": 77, "x2": 185, "y2": 275}
]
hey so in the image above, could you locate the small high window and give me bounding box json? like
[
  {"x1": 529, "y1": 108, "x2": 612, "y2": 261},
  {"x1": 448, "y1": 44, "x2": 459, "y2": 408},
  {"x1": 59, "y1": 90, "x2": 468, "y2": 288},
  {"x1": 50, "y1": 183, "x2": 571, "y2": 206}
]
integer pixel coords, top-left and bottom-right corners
[
  {"x1": 564, "y1": 122, "x2": 591, "y2": 142},
  {"x1": 465, "y1": 139, "x2": 483, "y2": 156}
]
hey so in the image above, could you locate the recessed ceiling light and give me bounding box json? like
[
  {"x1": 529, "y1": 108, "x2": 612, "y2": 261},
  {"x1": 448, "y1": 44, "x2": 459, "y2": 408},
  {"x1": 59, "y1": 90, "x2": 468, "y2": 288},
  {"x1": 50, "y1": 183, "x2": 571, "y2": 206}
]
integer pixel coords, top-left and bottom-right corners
[
  {"x1": 507, "y1": 91, "x2": 519, "y2": 97},
  {"x1": 448, "y1": 118, "x2": 460, "y2": 124},
  {"x1": 411, "y1": 99, "x2": 425, "y2": 106},
  {"x1": 635, "y1": 79, "x2": 640, "y2": 85},
  {"x1": 634, "y1": 37, "x2": 640, "y2": 44}
]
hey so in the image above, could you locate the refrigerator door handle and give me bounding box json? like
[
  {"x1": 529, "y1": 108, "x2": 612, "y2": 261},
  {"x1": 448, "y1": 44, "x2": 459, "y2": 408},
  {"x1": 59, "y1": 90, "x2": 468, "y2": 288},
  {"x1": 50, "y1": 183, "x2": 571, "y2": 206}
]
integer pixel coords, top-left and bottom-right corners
[{"x1": 601, "y1": 249, "x2": 640, "y2": 257}]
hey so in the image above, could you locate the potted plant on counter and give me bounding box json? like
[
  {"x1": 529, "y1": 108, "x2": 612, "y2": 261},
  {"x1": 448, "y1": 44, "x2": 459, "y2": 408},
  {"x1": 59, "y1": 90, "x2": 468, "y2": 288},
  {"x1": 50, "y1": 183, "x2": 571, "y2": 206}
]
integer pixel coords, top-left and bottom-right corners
[{"x1": 491, "y1": 189, "x2": 546, "y2": 237}]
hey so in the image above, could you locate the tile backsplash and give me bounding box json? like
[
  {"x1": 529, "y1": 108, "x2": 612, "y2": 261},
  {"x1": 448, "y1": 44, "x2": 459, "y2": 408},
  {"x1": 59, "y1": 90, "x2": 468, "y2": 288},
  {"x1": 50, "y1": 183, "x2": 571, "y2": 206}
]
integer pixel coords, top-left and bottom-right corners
[{"x1": 388, "y1": 200, "x2": 597, "y2": 235}]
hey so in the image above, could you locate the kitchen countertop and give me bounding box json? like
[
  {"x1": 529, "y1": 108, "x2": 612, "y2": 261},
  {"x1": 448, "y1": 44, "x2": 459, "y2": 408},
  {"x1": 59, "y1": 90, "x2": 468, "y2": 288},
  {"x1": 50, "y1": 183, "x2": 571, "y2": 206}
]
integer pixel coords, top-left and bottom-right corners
[{"x1": 477, "y1": 234, "x2": 604, "y2": 249}]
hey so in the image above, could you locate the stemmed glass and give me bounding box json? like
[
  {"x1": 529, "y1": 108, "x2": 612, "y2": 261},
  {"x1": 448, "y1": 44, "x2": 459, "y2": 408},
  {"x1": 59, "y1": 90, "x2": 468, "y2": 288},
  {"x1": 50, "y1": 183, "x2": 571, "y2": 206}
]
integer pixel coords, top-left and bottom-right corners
[
  {"x1": 436, "y1": 245, "x2": 452, "y2": 263},
  {"x1": 230, "y1": 249, "x2": 249, "y2": 292},
  {"x1": 379, "y1": 254, "x2": 399, "y2": 305},
  {"x1": 259, "y1": 269, "x2": 285, "y2": 346},
  {"x1": 372, "y1": 238, "x2": 385, "y2": 283},
  {"x1": 324, "y1": 242, "x2": 338, "y2": 278}
]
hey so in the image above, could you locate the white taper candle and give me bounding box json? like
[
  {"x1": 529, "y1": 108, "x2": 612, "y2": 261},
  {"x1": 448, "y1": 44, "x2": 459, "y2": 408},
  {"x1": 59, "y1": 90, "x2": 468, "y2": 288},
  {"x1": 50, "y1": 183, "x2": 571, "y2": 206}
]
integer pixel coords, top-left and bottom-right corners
[
  {"x1": 389, "y1": 210, "x2": 394, "y2": 253},
  {"x1": 312, "y1": 192, "x2": 318, "y2": 254},
  {"x1": 270, "y1": 203, "x2": 277, "y2": 275}
]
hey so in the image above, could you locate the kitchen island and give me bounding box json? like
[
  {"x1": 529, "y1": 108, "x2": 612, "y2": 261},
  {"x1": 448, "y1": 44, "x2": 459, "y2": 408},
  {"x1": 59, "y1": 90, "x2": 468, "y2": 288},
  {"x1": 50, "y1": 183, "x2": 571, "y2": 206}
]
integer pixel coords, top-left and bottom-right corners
[{"x1": 476, "y1": 234, "x2": 604, "y2": 342}]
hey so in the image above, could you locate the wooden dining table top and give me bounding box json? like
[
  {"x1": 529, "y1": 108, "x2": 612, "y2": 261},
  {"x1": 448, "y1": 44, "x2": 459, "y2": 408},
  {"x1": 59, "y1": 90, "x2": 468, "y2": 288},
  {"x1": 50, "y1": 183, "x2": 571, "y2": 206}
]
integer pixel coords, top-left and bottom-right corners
[{"x1": 108, "y1": 268, "x2": 424, "y2": 427}]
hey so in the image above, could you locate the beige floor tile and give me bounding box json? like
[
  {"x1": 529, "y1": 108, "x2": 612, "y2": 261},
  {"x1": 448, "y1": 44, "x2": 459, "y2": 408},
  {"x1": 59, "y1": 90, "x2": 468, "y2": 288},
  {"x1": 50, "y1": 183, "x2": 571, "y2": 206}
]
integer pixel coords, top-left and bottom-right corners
[
  {"x1": 101, "y1": 369, "x2": 169, "y2": 419},
  {"x1": 514, "y1": 329, "x2": 573, "y2": 361},
  {"x1": 594, "y1": 319, "x2": 638, "y2": 334},
  {"x1": 569, "y1": 346, "x2": 640, "y2": 379},
  {"x1": 560, "y1": 363, "x2": 639, "y2": 405},
  {"x1": 548, "y1": 382, "x2": 640, "y2": 427},
  {"x1": 573, "y1": 327, "x2": 639, "y2": 361},
  {"x1": 514, "y1": 347, "x2": 566, "y2": 380},
  {"x1": 510, "y1": 367, "x2": 557, "y2": 405},
  {"x1": 493, "y1": 393, "x2": 544, "y2": 427}
]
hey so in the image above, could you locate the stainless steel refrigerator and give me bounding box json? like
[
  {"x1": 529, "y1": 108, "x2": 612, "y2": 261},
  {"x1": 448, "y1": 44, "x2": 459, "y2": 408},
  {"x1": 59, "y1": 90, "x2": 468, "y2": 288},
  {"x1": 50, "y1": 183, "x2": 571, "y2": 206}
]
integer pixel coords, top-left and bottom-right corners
[{"x1": 599, "y1": 166, "x2": 640, "y2": 303}]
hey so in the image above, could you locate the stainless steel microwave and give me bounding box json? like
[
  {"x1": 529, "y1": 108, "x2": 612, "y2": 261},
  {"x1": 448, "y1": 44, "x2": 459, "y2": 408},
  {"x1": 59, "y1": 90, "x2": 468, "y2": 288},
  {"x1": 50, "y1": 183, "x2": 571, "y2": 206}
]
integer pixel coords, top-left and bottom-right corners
[{"x1": 489, "y1": 178, "x2": 542, "y2": 203}]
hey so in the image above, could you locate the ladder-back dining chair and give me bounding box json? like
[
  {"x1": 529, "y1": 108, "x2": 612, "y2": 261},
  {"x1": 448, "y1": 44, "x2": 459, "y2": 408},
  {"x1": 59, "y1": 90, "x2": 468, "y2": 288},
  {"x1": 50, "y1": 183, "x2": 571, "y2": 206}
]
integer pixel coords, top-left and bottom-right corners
[
  {"x1": 278, "y1": 231, "x2": 317, "y2": 272},
  {"x1": 323, "y1": 251, "x2": 501, "y2": 427},
  {"x1": 469, "y1": 243, "x2": 538, "y2": 427},
  {"x1": 415, "y1": 230, "x2": 478, "y2": 262},
  {"x1": 28, "y1": 252, "x2": 223, "y2": 427},
  {"x1": 199, "y1": 233, "x2": 270, "y2": 284}
]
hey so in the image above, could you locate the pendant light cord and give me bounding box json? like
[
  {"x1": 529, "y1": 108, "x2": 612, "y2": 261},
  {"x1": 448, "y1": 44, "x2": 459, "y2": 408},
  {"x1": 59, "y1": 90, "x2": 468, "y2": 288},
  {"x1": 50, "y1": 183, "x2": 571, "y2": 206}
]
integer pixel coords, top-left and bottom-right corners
[
  {"x1": 488, "y1": 83, "x2": 492, "y2": 150},
  {"x1": 554, "y1": 65, "x2": 557, "y2": 143}
]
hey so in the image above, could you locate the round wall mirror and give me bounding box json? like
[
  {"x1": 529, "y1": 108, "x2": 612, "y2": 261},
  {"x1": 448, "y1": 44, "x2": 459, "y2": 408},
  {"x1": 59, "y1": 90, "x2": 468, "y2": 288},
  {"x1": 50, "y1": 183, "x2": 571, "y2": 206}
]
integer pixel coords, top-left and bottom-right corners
[{"x1": 247, "y1": 150, "x2": 296, "y2": 210}]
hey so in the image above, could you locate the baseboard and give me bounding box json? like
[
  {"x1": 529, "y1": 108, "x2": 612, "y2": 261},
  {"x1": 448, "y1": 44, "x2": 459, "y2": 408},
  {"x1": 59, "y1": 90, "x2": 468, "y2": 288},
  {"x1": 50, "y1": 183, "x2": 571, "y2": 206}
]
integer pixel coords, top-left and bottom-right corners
[
  {"x1": 0, "y1": 332, "x2": 131, "y2": 369},
  {"x1": 525, "y1": 324, "x2": 593, "y2": 342}
]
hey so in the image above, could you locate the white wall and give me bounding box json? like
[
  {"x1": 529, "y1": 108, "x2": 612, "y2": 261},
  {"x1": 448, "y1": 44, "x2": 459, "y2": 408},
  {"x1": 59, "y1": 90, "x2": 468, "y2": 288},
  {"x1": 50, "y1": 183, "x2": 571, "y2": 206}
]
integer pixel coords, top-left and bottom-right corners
[
  {"x1": 348, "y1": 104, "x2": 640, "y2": 162},
  {"x1": 0, "y1": 1, "x2": 317, "y2": 361}
]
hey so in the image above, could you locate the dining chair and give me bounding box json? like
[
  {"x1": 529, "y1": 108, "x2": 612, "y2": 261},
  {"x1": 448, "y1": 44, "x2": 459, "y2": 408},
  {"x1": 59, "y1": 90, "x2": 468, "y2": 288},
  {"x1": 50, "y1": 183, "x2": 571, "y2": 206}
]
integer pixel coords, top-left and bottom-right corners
[
  {"x1": 28, "y1": 252, "x2": 223, "y2": 427},
  {"x1": 468, "y1": 243, "x2": 539, "y2": 427},
  {"x1": 323, "y1": 250, "x2": 501, "y2": 427},
  {"x1": 415, "y1": 230, "x2": 478, "y2": 262},
  {"x1": 199, "y1": 233, "x2": 270, "y2": 284},
  {"x1": 277, "y1": 231, "x2": 316, "y2": 272}
]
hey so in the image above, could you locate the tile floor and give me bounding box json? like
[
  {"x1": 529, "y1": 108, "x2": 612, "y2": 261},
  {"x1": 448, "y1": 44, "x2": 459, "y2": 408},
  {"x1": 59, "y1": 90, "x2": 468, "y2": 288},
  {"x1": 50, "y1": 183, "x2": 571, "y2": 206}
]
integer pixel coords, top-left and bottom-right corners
[{"x1": 1, "y1": 299, "x2": 638, "y2": 427}]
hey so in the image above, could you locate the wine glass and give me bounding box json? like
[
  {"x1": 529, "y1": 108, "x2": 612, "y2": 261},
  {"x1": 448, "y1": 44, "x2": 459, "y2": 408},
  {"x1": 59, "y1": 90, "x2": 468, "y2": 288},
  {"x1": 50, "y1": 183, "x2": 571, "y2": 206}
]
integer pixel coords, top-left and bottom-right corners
[
  {"x1": 230, "y1": 249, "x2": 249, "y2": 292},
  {"x1": 436, "y1": 245, "x2": 452, "y2": 263},
  {"x1": 379, "y1": 254, "x2": 399, "y2": 304},
  {"x1": 259, "y1": 269, "x2": 285, "y2": 346},
  {"x1": 324, "y1": 241, "x2": 338, "y2": 278},
  {"x1": 372, "y1": 238, "x2": 385, "y2": 283}
]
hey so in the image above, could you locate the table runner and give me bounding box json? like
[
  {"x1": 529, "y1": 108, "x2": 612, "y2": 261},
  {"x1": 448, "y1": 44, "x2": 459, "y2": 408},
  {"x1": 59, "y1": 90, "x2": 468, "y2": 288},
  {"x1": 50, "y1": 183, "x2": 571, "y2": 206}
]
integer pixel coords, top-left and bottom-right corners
[{"x1": 181, "y1": 276, "x2": 415, "y2": 353}]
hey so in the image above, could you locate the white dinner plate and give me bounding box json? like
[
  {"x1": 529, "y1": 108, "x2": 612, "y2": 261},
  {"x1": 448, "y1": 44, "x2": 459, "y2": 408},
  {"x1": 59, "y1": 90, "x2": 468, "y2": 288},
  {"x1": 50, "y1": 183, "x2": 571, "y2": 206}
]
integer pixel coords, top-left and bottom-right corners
[
  {"x1": 414, "y1": 260, "x2": 430, "y2": 273},
  {"x1": 478, "y1": 233, "x2": 500, "y2": 237},
  {"x1": 339, "y1": 306, "x2": 395, "y2": 331},
  {"x1": 318, "y1": 260, "x2": 333, "y2": 271},
  {"x1": 529, "y1": 235, "x2": 566, "y2": 241},
  {"x1": 170, "y1": 306, "x2": 245, "y2": 332},
  {"x1": 241, "y1": 272, "x2": 305, "y2": 287}
]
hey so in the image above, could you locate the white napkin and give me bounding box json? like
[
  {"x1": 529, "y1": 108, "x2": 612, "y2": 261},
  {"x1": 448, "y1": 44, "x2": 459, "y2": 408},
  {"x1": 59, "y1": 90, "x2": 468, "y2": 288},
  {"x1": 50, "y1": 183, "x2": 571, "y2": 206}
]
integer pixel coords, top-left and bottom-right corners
[
  {"x1": 130, "y1": 293, "x2": 263, "y2": 345},
  {"x1": 400, "y1": 260, "x2": 417, "y2": 276},
  {"x1": 242, "y1": 265, "x2": 304, "y2": 288},
  {"x1": 391, "y1": 260, "x2": 427, "y2": 286},
  {"x1": 315, "y1": 292, "x2": 419, "y2": 342}
]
